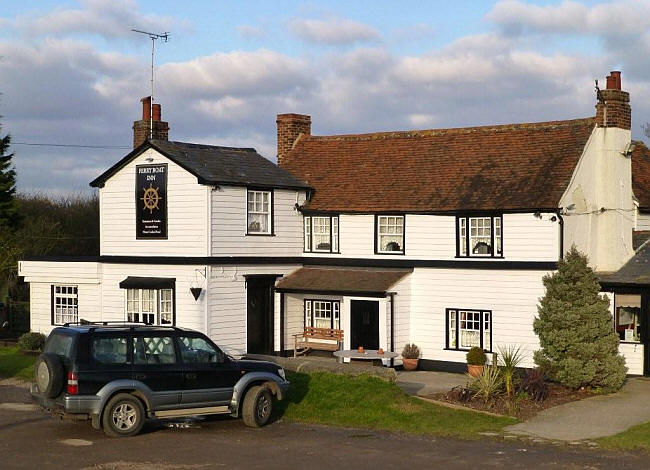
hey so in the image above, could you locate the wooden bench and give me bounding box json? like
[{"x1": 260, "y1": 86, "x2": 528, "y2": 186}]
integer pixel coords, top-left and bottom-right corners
[{"x1": 293, "y1": 327, "x2": 344, "y2": 357}]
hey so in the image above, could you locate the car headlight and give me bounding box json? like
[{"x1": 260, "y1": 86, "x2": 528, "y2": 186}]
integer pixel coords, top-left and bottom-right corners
[{"x1": 277, "y1": 367, "x2": 286, "y2": 380}]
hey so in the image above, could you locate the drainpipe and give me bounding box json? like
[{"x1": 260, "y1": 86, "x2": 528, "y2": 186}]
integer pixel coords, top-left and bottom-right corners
[
  {"x1": 555, "y1": 209, "x2": 565, "y2": 260},
  {"x1": 389, "y1": 292, "x2": 395, "y2": 368}
]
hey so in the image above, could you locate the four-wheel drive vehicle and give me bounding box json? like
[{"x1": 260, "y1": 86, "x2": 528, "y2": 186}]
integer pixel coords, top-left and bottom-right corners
[{"x1": 31, "y1": 323, "x2": 289, "y2": 437}]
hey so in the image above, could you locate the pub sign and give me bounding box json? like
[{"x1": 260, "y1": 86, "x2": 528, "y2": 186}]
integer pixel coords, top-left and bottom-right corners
[{"x1": 136, "y1": 163, "x2": 168, "y2": 239}]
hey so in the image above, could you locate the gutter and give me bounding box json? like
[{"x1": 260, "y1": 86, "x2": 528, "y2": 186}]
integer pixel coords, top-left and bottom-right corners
[{"x1": 555, "y1": 208, "x2": 565, "y2": 260}]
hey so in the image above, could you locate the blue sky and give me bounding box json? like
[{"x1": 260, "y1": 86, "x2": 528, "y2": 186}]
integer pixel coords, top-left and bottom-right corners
[{"x1": 2, "y1": 0, "x2": 650, "y2": 193}]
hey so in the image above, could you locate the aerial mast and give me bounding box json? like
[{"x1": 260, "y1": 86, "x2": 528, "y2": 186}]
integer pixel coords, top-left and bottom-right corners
[{"x1": 131, "y1": 29, "x2": 169, "y2": 139}]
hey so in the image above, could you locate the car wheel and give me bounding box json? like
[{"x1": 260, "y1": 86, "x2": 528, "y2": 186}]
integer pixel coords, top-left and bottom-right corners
[
  {"x1": 102, "y1": 393, "x2": 145, "y2": 437},
  {"x1": 242, "y1": 385, "x2": 273, "y2": 428},
  {"x1": 34, "y1": 353, "x2": 64, "y2": 399}
]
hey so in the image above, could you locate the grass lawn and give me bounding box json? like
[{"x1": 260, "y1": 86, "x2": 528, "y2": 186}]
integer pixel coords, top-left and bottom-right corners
[
  {"x1": 0, "y1": 346, "x2": 37, "y2": 381},
  {"x1": 277, "y1": 371, "x2": 516, "y2": 439},
  {"x1": 598, "y1": 422, "x2": 650, "y2": 452}
]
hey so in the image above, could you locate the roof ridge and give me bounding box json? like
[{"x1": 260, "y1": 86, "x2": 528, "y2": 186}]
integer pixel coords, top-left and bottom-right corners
[
  {"x1": 303, "y1": 117, "x2": 595, "y2": 142},
  {"x1": 157, "y1": 140, "x2": 257, "y2": 152}
]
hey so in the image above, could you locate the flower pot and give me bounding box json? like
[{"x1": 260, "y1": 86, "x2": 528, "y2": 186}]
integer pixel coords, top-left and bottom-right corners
[
  {"x1": 402, "y1": 358, "x2": 418, "y2": 371},
  {"x1": 467, "y1": 364, "x2": 484, "y2": 377}
]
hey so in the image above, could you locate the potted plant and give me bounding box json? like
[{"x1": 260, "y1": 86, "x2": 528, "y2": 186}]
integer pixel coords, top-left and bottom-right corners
[
  {"x1": 466, "y1": 346, "x2": 487, "y2": 377},
  {"x1": 401, "y1": 343, "x2": 420, "y2": 371}
]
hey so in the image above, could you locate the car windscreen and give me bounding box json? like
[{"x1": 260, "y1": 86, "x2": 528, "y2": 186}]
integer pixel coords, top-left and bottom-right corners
[{"x1": 44, "y1": 332, "x2": 75, "y2": 359}]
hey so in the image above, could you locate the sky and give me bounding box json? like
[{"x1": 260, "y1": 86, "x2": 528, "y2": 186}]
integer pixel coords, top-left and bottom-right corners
[{"x1": 2, "y1": 0, "x2": 650, "y2": 194}]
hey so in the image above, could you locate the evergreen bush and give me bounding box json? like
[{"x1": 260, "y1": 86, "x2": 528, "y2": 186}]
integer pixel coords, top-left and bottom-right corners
[
  {"x1": 18, "y1": 331, "x2": 45, "y2": 351},
  {"x1": 533, "y1": 247, "x2": 627, "y2": 392},
  {"x1": 466, "y1": 346, "x2": 487, "y2": 365}
]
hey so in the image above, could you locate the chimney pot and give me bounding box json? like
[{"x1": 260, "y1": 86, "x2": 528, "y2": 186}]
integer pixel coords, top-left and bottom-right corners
[
  {"x1": 595, "y1": 71, "x2": 630, "y2": 130},
  {"x1": 152, "y1": 104, "x2": 161, "y2": 122}
]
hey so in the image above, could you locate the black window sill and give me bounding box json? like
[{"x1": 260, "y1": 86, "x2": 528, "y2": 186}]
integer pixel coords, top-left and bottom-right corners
[
  {"x1": 455, "y1": 255, "x2": 504, "y2": 259},
  {"x1": 246, "y1": 233, "x2": 276, "y2": 237},
  {"x1": 375, "y1": 251, "x2": 405, "y2": 256},
  {"x1": 444, "y1": 347, "x2": 493, "y2": 353},
  {"x1": 304, "y1": 251, "x2": 341, "y2": 255},
  {"x1": 619, "y1": 341, "x2": 642, "y2": 345}
]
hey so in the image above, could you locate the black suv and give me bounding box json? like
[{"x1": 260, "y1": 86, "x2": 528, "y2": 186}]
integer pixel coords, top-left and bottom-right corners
[{"x1": 31, "y1": 323, "x2": 289, "y2": 437}]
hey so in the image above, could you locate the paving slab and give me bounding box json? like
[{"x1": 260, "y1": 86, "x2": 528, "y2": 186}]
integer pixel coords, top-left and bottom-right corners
[
  {"x1": 506, "y1": 378, "x2": 650, "y2": 441},
  {"x1": 395, "y1": 370, "x2": 467, "y2": 396}
]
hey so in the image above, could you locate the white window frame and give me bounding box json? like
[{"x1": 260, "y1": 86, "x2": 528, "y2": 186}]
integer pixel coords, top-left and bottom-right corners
[
  {"x1": 304, "y1": 299, "x2": 340, "y2": 329},
  {"x1": 53, "y1": 285, "x2": 78, "y2": 325},
  {"x1": 247, "y1": 189, "x2": 272, "y2": 235},
  {"x1": 457, "y1": 215, "x2": 502, "y2": 258},
  {"x1": 303, "y1": 215, "x2": 340, "y2": 253},
  {"x1": 376, "y1": 215, "x2": 404, "y2": 254},
  {"x1": 446, "y1": 308, "x2": 492, "y2": 351},
  {"x1": 126, "y1": 288, "x2": 174, "y2": 325}
]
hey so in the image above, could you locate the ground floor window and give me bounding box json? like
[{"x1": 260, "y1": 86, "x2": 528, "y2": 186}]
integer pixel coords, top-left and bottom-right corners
[
  {"x1": 305, "y1": 299, "x2": 340, "y2": 329},
  {"x1": 52, "y1": 285, "x2": 78, "y2": 325},
  {"x1": 446, "y1": 308, "x2": 491, "y2": 351},
  {"x1": 614, "y1": 294, "x2": 641, "y2": 342},
  {"x1": 126, "y1": 288, "x2": 174, "y2": 325}
]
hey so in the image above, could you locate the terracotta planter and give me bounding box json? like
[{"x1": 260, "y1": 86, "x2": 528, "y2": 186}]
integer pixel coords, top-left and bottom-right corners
[
  {"x1": 402, "y1": 358, "x2": 419, "y2": 371},
  {"x1": 467, "y1": 364, "x2": 484, "y2": 377}
]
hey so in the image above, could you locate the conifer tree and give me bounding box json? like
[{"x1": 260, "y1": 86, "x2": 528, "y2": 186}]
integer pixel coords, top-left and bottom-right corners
[
  {"x1": 533, "y1": 246, "x2": 627, "y2": 392},
  {"x1": 0, "y1": 129, "x2": 18, "y2": 229}
]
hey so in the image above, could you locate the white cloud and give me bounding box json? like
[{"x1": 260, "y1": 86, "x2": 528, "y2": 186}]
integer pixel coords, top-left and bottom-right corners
[
  {"x1": 12, "y1": 0, "x2": 183, "y2": 40},
  {"x1": 237, "y1": 24, "x2": 266, "y2": 40},
  {"x1": 289, "y1": 16, "x2": 380, "y2": 45}
]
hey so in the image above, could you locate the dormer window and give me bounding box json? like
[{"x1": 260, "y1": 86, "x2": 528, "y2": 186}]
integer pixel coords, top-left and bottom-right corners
[
  {"x1": 457, "y1": 215, "x2": 502, "y2": 257},
  {"x1": 376, "y1": 215, "x2": 404, "y2": 254},
  {"x1": 304, "y1": 215, "x2": 339, "y2": 253},
  {"x1": 247, "y1": 190, "x2": 272, "y2": 235}
]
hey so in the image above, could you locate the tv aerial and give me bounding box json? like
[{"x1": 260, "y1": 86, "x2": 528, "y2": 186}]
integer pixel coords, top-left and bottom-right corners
[{"x1": 132, "y1": 29, "x2": 170, "y2": 138}]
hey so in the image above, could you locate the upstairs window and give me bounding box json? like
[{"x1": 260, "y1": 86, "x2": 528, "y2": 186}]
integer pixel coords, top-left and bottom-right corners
[
  {"x1": 457, "y1": 215, "x2": 502, "y2": 257},
  {"x1": 304, "y1": 215, "x2": 339, "y2": 253},
  {"x1": 376, "y1": 215, "x2": 404, "y2": 254},
  {"x1": 247, "y1": 190, "x2": 272, "y2": 235}
]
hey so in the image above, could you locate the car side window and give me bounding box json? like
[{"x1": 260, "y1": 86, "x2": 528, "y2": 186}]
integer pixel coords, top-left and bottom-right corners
[
  {"x1": 179, "y1": 336, "x2": 222, "y2": 364},
  {"x1": 92, "y1": 337, "x2": 128, "y2": 364},
  {"x1": 133, "y1": 336, "x2": 178, "y2": 365}
]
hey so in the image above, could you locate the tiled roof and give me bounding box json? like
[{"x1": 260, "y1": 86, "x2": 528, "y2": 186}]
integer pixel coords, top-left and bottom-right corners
[
  {"x1": 632, "y1": 141, "x2": 650, "y2": 210},
  {"x1": 90, "y1": 140, "x2": 310, "y2": 190},
  {"x1": 282, "y1": 118, "x2": 596, "y2": 212},
  {"x1": 599, "y1": 242, "x2": 650, "y2": 287},
  {"x1": 275, "y1": 267, "x2": 412, "y2": 296}
]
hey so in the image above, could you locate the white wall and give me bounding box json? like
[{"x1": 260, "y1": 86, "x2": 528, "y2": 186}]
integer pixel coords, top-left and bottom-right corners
[
  {"x1": 408, "y1": 267, "x2": 550, "y2": 368},
  {"x1": 636, "y1": 212, "x2": 650, "y2": 231},
  {"x1": 390, "y1": 274, "x2": 411, "y2": 366},
  {"x1": 207, "y1": 264, "x2": 301, "y2": 356},
  {"x1": 304, "y1": 213, "x2": 559, "y2": 261},
  {"x1": 560, "y1": 127, "x2": 634, "y2": 271},
  {"x1": 100, "y1": 148, "x2": 209, "y2": 256},
  {"x1": 211, "y1": 187, "x2": 306, "y2": 256}
]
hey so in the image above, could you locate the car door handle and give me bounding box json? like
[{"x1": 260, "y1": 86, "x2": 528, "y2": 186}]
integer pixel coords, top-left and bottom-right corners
[
  {"x1": 134, "y1": 374, "x2": 146, "y2": 380},
  {"x1": 186, "y1": 373, "x2": 197, "y2": 379}
]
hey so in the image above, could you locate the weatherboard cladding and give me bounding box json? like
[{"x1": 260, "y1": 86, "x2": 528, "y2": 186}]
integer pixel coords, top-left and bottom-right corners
[
  {"x1": 281, "y1": 118, "x2": 596, "y2": 213},
  {"x1": 90, "y1": 139, "x2": 310, "y2": 190}
]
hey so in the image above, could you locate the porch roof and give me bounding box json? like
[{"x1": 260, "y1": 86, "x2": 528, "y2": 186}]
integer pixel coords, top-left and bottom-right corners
[
  {"x1": 275, "y1": 267, "x2": 412, "y2": 297},
  {"x1": 599, "y1": 242, "x2": 650, "y2": 288}
]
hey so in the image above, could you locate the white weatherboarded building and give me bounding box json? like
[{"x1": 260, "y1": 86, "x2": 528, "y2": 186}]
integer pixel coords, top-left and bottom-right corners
[{"x1": 19, "y1": 71, "x2": 650, "y2": 374}]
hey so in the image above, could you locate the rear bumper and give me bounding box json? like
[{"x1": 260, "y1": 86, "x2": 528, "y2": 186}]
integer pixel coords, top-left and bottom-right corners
[{"x1": 31, "y1": 384, "x2": 101, "y2": 416}]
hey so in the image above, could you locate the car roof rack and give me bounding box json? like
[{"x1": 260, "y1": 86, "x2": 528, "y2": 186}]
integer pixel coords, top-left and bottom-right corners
[{"x1": 61, "y1": 320, "x2": 183, "y2": 332}]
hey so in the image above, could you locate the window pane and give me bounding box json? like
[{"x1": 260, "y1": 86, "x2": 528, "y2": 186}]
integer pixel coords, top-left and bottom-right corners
[
  {"x1": 133, "y1": 336, "x2": 177, "y2": 365},
  {"x1": 179, "y1": 336, "x2": 220, "y2": 363},
  {"x1": 615, "y1": 294, "x2": 641, "y2": 342},
  {"x1": 304, "y1": 217, "x2": 311, "y2": 251},
  {"x1": 459, "y1": 310, "x2": 481, "y2": 349},
  {"x1": 332, "y1": 217, "x2": 339, "y2": 252},
  {"x1": 494, "y1": 217, "x2": 502, "y2": 255},
  {"x1": 54, "y1": 284, "x2": 78, "y2": 324},
  {"x1": 248, "y1": 191, "x2": 271, "y2": 233},
  {"x1": 312, "y1": 217, "x2": 331, "y2": 251},
  {"x1": 305, "y1": 301, "x2": 312, "y2": 327},
  {"x1": 469, "y1": 217, "x2": 492, "y2": 255},
  {"x1": 483, "y1": 312, "x2": 491, "y2": 350},
  {"x1": 160, "y1": 289, "x2": 173, "y2": 325},
  {"x1": 313, "y1": 300, "x2": 332, "y2": 328},
  {"x1": 448, "y1": 310, "x2": 457, "y2": 348},
  {"x1": 92, "y1": 337, "x2": 128, "y2": 364},
  {"x1": 378, "y1": 216, "x2": 404, "y2": 252},
  {"x1": 459, "y1": 219, "x2": 467, "y2": 256}
]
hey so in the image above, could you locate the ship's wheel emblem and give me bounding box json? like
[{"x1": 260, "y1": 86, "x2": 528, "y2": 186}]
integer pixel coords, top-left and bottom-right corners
[{"x1": 141, "y1": 184, "x2": 161, "y2": 213}]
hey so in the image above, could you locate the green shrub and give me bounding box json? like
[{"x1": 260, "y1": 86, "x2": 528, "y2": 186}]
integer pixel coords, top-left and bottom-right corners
[
  {"x1": 401, "y1": 343, "x2": 420, "y2": 359},
  {"x1": 469, "y1": 366, "x2": 503, "y2": 402},
  {"x1": 498, "y1": 344, "x2": 526, "y2": 396},
  {"x1": 533, "y1": 247, "x2": 627, "y2": 392},
  {"x1": 18, "y1": 332, "x2": 45, "y2": 351},
  {"x1": 466, "y1": 346, "x2": 487, "y2": 365}
]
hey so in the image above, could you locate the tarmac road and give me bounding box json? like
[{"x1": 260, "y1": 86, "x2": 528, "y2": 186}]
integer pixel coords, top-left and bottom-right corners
[{"x1": 1, "y1": 402, "x2": 648, "y2": 470}]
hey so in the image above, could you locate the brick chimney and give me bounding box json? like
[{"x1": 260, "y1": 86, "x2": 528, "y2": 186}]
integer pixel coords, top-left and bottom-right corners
[
  {"x1": 595, "y1": 71, "x2": 631, "y2": 130},
  {"x1": 276, "y1": 113, "x2": 311, "y2": 167},
  {"x1": 132, "y1": 96, "x2": 170, "y2": 148}
]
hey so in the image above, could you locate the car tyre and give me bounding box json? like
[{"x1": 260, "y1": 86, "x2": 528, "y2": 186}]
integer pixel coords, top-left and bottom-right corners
[
  {"x1": 34, "y1": 353, "x2": 64, "y2": 399},
  {"x1": 102, "y1": 393, "x2": 145, "y2": 437},
  {"x1": 242, "y1": 385, "x2": 273, "y2": 428}
]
